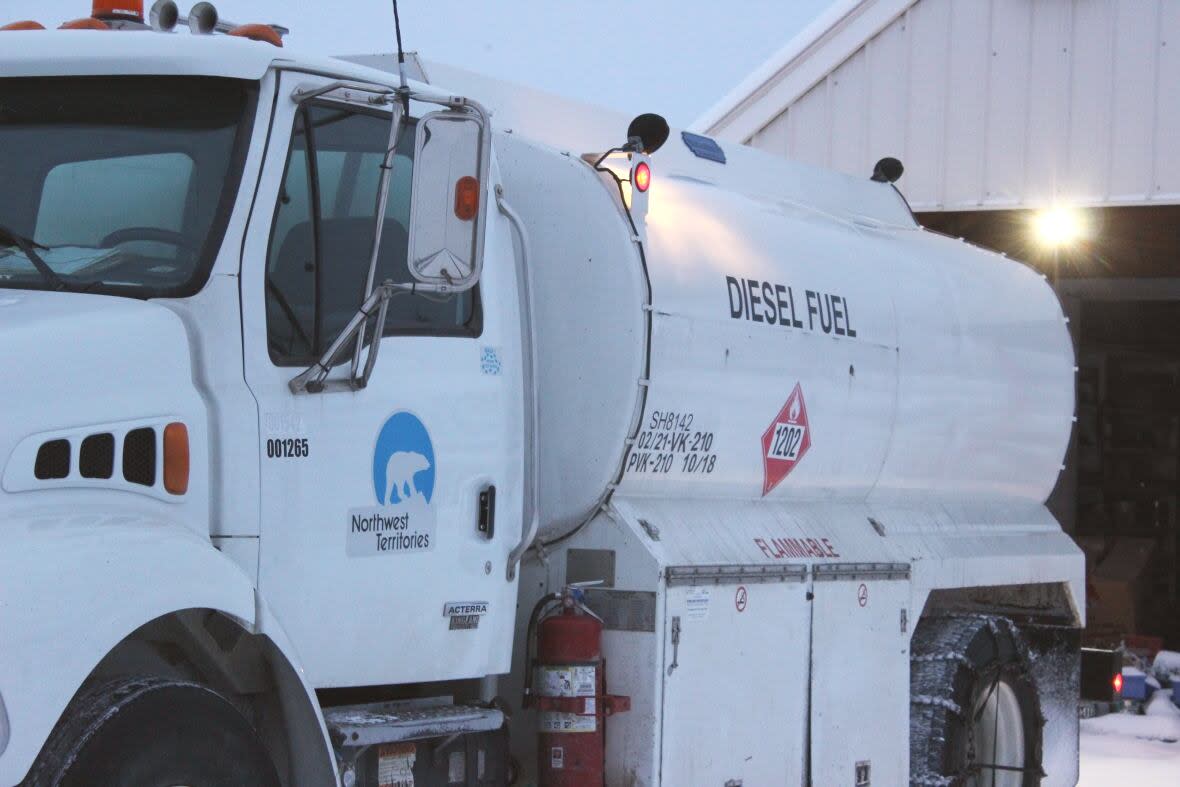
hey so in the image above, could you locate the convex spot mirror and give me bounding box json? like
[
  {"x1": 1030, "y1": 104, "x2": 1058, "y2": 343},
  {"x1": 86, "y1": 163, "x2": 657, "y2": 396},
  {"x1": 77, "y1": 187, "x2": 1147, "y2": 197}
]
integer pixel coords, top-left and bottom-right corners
[{"x1": 407, "y1": 109, "x2": 488, "y2": 291}]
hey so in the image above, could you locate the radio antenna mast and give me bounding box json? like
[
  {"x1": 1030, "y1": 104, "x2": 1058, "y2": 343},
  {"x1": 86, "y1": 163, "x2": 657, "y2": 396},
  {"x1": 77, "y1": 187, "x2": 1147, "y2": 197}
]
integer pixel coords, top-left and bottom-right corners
[{"x1": 391, "y1": 0, "x2": 410, "y2": 113}]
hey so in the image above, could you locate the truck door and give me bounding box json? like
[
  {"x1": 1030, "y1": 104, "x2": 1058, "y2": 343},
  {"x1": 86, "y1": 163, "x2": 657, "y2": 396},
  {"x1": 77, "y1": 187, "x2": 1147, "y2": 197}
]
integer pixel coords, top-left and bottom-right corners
[
  {"x1": 238, "y1": 73, "x2": 522, "y2": 687},
  {"x1": 809, "y1": 563, "x2": 912, "y2": 786}
]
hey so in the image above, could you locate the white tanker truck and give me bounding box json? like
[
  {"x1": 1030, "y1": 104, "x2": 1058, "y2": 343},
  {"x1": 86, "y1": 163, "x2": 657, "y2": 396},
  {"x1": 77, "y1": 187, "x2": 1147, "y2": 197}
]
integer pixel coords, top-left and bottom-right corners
[{"x1": 0, "y1": 3, "x2": 1083, "y2": 786}]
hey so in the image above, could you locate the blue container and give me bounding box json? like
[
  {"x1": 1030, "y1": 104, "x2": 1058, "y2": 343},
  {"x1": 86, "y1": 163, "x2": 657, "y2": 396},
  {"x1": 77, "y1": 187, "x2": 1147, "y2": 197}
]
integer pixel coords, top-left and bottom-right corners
[{"x1": 1121, "y1": 671, "x2": 1148, "y2": 701}]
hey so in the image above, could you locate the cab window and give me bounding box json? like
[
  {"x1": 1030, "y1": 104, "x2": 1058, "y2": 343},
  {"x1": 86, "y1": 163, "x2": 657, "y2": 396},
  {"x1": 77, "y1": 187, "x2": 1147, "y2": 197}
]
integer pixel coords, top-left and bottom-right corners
[
  {"x1": 0, "y1": 77, "x2": 254, "y2": 298},
  {"x1": 265, "y1": 104, "x2": 480, "y2": 365}
]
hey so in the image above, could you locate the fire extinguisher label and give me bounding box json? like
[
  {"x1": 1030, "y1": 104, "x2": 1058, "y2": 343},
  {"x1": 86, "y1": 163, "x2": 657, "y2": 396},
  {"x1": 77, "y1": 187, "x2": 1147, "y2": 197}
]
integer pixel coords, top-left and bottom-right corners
[
  {"x1": 537, "y1": 665, "x2": 598, "y2": 733},
  {"x1": 377, "y1": 742, "x2": 416, "y2": 786}
]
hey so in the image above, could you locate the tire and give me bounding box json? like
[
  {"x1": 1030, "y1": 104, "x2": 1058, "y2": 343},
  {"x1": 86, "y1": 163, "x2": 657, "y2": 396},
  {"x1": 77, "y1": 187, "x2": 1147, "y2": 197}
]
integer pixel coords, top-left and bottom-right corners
[
  {"x1": 910, "y1": 616, "x2": 1044, "y2": 787},
  {"x1": 22, "y1": 676, "x2": 280, "y2": 787}
]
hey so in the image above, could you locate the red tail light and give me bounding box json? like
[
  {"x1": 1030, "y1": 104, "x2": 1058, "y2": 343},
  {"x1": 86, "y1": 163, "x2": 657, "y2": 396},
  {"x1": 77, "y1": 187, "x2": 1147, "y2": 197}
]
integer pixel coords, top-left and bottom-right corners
[
  {"x1": 1113, "y1": 673, "x2": 1123, "y2": 695},
  {"x1": 633, "y1": 161, "x2": 651, "y2": 192}
]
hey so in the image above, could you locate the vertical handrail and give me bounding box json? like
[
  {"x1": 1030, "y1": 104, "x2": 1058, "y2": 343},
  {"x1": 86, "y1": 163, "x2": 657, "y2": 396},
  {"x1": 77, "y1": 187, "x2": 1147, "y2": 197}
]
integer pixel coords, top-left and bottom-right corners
[{"x1": 497, "y1": 187, "x2": 540, "y2": 581}]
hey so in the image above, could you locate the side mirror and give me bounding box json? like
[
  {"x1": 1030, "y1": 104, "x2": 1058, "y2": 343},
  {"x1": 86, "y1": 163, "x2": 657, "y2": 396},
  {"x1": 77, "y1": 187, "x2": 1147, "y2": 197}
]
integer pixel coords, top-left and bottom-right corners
[{"x1": 406, "y1": 109, "x2": 489, "y2": 292}]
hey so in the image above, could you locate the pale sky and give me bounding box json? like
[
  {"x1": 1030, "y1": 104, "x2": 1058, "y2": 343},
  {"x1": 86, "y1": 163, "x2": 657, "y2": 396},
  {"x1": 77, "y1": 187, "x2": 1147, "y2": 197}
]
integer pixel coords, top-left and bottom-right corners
[{"x1": 6, "y1": 0, "x2": 834, "y2": 126}]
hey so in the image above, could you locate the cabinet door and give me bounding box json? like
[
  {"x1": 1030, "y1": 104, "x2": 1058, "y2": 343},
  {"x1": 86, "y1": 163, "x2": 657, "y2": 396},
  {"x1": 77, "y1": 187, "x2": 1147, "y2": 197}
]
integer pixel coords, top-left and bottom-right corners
[
  {"x1": 810, "y1": 565, "x2": 912, "y2": 786},
  {"x1": 660, "y1": 570, "x2": 810, "y2": 786}
]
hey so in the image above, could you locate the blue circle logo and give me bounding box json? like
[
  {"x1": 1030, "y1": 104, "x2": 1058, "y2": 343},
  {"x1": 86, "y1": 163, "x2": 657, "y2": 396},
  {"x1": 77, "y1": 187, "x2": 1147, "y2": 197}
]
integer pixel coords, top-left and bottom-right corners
[{"x1": 372, "y1": 412, "x2": 435, "y2": 505}]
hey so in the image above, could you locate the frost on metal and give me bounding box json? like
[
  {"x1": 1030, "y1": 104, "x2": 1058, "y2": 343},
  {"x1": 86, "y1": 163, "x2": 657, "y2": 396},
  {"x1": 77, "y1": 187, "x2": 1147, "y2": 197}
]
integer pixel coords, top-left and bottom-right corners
[
  {"x1": 911, "y1": 652, "x2": 977, "y2": 672},
  {"x1": 908, "y1": 615, "x2": 1047, "y2": 787},
  {"x1": 911, "y1": 694, "x2": 963, "y2": 716},
  {"x1": 910, "y1": 773, "x2": 956, "y2": 787}
]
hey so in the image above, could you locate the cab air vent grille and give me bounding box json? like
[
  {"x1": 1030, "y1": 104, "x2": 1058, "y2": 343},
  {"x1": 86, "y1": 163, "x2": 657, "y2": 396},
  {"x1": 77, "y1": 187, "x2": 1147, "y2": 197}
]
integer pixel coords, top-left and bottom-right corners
[
  {"x1": 80, "y1": 433, "x2": 115, "y2": 479},
  {"x1": 123, "y1": 428, "x2": 156, "y2": 487},
  {"x1": 34, "y1": 439, "x2": 70, "y2": 480}
]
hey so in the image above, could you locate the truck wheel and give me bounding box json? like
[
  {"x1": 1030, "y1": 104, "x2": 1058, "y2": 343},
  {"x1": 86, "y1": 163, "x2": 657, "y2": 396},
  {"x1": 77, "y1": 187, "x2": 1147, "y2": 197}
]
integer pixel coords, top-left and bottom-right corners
[
  {"x1": 910, "y1": 616, "x2": 1044, "y2": 786},
  {"x1": 23, "y1": 676, "x2": 279, "y2": 787}
]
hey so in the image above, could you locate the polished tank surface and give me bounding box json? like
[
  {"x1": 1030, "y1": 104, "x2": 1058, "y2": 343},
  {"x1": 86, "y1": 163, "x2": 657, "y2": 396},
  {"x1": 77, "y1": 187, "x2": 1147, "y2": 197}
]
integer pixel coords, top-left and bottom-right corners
[
  {"x1": 493, "y1": 132, "x2": 647, "y2": 538},
  {"x1": 625, "y1": 171, "x2": 1073, "y2": 505},
  {"x1": 434, "y1": 63, "x2": 1074, "y2": 536}
]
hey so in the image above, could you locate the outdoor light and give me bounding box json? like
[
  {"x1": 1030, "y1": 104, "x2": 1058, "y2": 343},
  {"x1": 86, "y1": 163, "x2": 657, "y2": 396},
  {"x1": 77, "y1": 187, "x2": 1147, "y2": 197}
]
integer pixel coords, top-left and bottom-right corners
[
  {"x1": 1033, "y1": 206, "x2": 1087, "y2": 248},
  {"x1": 633, "y1": 161, "x2": 651, "y2": 192}
]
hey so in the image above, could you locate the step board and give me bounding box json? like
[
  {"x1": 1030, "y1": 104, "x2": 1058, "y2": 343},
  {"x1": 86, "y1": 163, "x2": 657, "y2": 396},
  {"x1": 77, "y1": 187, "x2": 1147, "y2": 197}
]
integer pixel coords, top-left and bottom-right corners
[{"x1": 325, "y1": 700, "x2": 504, "y2": 747}]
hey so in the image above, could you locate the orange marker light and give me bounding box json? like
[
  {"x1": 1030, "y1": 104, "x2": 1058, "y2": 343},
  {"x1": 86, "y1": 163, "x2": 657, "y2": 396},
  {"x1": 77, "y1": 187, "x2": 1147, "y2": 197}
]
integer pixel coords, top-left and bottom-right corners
[
  {"x1": 92, "y1": 0, "x2": 144, "y2": 20},
  {"x1": 454, "y1": 176, "x2": 480, "y2": 221},
  {"x1": 163, "y1": 422, "x2": 189, "y2": 495},
  {"x1": 1113, "y1": 673, "x2": 1123, "y2": 695},
  {"x1": 633, "y1": 161, "x2": 652, "y2": 192},
  {"x1": 1, "y1": 21, "x2": 46, "y2": 30},
  {"x1": 60, "y1": 17, "x2": 111, "y2": 29},
  {"x1": 228, "y1": 24, "x2": 284, "y2": 48}
]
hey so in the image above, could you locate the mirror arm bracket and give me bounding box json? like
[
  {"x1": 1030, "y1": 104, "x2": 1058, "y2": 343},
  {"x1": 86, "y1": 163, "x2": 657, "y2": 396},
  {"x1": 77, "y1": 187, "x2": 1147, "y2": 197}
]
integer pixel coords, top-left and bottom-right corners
[
  {"x1": 351, "y1": 102, "x2": 406, "y2": 379},
  {"x1": 289, "y1": 282, "x2": 399, "y2": 394},
  {"x1": 289, "y1": 281, "x2": 463, "y2": 395},
  {"x1": 291, "y1": 80, "x2": 396, "y2": 105}
]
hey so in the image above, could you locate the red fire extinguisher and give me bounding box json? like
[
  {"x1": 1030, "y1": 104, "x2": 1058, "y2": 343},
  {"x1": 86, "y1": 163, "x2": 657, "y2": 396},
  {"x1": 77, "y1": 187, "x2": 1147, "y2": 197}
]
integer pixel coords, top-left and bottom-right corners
[{"x1": 524, "y1": 583, "x2": 630, "y2": 786}]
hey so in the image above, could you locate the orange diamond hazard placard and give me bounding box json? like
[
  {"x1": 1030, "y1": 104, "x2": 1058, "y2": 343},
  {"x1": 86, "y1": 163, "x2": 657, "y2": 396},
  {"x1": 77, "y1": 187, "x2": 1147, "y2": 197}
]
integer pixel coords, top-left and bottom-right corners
[{"x1": 761, "y1": 383, "x2": 811, "y2": 496}]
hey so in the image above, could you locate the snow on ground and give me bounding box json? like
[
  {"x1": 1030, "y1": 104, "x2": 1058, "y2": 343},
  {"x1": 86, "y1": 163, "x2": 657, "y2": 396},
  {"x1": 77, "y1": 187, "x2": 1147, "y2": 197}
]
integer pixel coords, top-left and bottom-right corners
[{"x1": 1079, "y1": 690, "x2": 1180, "y2": 785}]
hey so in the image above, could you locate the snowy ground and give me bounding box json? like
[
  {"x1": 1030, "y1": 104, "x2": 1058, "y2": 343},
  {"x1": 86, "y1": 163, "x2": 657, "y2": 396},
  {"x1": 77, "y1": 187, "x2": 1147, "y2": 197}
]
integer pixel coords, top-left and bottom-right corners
[{"x1": 1078, "y1": 690, "x2": 1180, "y2": 785}]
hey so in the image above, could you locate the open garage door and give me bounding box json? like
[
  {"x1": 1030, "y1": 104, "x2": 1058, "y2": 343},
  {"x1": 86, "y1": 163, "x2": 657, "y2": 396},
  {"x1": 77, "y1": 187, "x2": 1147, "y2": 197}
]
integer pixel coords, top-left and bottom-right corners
[{"x1": 921, "y1": 206, "x2": 1180, "y2": 653}]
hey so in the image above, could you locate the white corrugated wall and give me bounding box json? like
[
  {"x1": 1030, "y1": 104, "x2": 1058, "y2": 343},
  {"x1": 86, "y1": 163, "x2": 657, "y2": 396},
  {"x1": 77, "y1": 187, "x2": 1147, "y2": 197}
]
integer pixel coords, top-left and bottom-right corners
[{"x1": 739, "y1": 0, "x2": 1180, "y2": 212}]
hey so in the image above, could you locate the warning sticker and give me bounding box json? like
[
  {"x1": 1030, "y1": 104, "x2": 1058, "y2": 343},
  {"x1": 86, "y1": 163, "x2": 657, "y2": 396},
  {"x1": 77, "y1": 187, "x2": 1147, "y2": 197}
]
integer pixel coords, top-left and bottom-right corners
[
  {"x1": 537, "y1": 665, "x2": 597, "y2": 733},
  {"x1": 447, "y1": 750, "x2": 466, "y2": 783},
  {"x1": 761, "y1": 383, "x2": 812, "y2": 496},
  {"x1": 685, "y1": 587, "x2": 711, "y2": 620},
  {"x1": 378, "y1": 742, "x2": 416, "y2": 787}
]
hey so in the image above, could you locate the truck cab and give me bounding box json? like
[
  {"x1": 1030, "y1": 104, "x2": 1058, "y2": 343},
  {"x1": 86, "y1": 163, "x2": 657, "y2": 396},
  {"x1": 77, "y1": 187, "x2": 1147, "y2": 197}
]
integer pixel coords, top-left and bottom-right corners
[{"x1": 0, "y1": 22, "x2": 525, "y2": 787}]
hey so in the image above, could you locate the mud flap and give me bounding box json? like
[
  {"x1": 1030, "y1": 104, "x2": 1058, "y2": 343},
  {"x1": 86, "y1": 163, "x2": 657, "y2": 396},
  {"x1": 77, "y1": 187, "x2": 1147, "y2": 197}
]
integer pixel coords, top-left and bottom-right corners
[{"x1": 1021, "y1": 624, "x2": 1080, "y2": 787}]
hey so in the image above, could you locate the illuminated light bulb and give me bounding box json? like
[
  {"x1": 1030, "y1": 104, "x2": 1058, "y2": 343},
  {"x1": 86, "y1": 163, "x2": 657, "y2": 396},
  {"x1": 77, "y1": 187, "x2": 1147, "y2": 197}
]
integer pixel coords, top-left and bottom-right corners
[
  {"x1": 1033, "y1": 206, "x2": 1087, "y2": 248},
  {"x1": 633, "y1": 161, "x2": 651, "y2": 193}
]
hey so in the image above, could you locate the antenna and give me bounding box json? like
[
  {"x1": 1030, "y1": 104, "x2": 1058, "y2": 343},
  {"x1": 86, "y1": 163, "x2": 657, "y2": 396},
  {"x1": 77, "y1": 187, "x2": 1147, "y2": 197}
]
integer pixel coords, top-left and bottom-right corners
[{"x1": 391, "y1": 0, "x2": 410, "y2": 113}]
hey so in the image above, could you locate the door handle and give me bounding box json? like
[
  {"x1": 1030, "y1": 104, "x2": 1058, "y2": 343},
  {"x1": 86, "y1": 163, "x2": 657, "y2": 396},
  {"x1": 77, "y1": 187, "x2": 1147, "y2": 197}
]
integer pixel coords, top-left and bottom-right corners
[
  {"x1": 667, "y1": 615, "x2": 681, "y2": 676},
  {"x1": 478, "y1": 485, "x2": 495, "y2": 539}
]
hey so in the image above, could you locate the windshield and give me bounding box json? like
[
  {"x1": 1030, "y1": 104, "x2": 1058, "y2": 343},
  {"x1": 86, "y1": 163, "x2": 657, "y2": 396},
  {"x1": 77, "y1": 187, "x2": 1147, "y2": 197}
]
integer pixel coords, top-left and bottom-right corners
[{"x1": 0, "y1": 76, "x2": 256, "y2": 298}]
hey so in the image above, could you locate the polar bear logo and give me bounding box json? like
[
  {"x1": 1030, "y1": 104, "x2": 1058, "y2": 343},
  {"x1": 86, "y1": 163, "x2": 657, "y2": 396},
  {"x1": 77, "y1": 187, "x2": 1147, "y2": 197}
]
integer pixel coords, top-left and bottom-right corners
[
  {"x1": 385, "y1": 450, "x2": 431, "y2": 504},
  {"x1": 372, "y1": 412, "x2": 436, "y2": 505}
]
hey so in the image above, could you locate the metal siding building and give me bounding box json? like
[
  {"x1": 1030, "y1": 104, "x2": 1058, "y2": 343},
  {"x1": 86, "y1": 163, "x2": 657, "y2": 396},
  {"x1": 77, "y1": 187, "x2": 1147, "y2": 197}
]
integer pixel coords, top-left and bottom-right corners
[
  {"x1": 698, "y1": 0, "x2": 1180, "y2": 647},
  {"x1": 696, "y1": 0, "x2": 1180, "y2": 213}
]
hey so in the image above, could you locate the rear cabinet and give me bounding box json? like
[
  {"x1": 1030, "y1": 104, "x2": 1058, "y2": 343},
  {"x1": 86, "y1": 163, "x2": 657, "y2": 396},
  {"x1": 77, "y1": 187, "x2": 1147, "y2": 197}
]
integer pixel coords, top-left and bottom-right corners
[
  {"x1": 659, "y1": 567, "x2": 811, "y2": 787},
  {"x1": 541, "y1": 508, "x2": 923, "y2": 786},
  {"x1": 809, "y1": 564, "x2": 912, "y2": 786}
]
